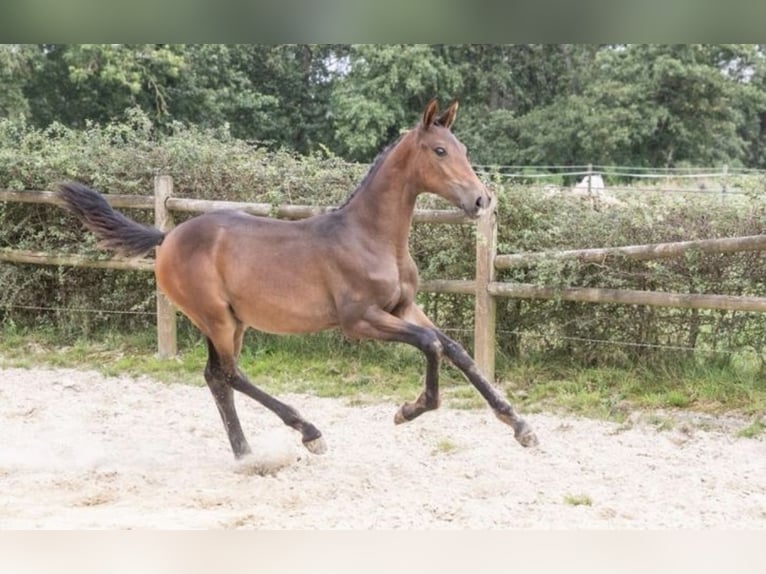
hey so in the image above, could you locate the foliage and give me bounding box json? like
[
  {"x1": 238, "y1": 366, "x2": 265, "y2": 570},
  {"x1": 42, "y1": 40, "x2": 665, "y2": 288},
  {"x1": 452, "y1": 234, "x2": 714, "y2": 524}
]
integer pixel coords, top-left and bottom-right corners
[
  {"x1": 5, "y1": 44, "x2": 766, "y2": 167},
  {"x1": 4, "y1": 42, "x2": 766, "y2": 392},
  {"x1": 3, "y1": 324, "x2": 765, "y2": 419},
  {"x1": 3, "y1": 112, "x2": 766, "y2": 379},
  {"x1": 330, "y1": 44, "x2": 463, "y2": 160},
  {"x1": 0, "y1": 112, "x2": 362, "y2": 341},
  {"x1": 494, "y1": 183, "x2": 766, "y2": 366}
]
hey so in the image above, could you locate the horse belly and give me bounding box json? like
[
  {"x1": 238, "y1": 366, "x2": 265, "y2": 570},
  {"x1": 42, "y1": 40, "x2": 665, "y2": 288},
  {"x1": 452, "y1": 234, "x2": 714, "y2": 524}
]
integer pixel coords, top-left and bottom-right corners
[{"x1": 228, "y1": 282, "x2": 339, "y2": 335}]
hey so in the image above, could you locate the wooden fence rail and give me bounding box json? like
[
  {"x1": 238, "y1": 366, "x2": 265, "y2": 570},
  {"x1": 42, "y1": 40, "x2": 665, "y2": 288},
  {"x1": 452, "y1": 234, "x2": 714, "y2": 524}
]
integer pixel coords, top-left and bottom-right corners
[
  {"x1": 496, "y1": 234, "x2": 766, "y2": 268},
  {"x1": 0, "y1": 177, "x2": 477, "y2": 361},
  {"x1": 4, "y1": 176, "x2": 766, "y2": 380}
]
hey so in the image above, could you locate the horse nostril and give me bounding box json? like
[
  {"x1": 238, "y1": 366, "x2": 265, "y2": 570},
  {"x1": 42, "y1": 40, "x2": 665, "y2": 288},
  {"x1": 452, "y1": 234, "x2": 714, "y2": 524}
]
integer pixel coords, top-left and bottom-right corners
[{"x1": 476, "y1": 195, "x2": 489, "y2": 209}]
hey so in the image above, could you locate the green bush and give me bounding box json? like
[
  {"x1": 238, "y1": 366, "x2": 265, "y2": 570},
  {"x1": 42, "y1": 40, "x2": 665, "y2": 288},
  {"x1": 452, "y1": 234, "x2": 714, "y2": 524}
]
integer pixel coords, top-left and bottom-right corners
[
  {"x1": 2, "y1": 110, "x2": 766, "y2": 369},
  {"x1": 494, "y1": 185, "x2": 766, "y2": 366}
]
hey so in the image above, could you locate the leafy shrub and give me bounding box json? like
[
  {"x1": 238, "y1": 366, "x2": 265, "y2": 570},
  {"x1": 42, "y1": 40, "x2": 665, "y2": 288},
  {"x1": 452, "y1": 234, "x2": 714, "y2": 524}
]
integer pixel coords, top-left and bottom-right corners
[{"x1": 2, "y1": 110, "x2": 766, "y2": 367}]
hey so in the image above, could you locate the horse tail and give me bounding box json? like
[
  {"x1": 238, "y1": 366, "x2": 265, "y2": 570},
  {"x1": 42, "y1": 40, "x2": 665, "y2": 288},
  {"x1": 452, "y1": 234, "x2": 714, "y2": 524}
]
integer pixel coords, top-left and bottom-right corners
[{"x1": 57, "y1": 182, "x2": 165, "y2": 258}]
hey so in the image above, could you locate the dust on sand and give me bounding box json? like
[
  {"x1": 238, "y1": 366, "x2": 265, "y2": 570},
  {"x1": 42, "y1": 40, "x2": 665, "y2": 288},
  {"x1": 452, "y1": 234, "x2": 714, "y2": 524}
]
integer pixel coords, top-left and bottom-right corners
[{"x1": 1, "y1": 366, "x2": 764, "y2": 528}]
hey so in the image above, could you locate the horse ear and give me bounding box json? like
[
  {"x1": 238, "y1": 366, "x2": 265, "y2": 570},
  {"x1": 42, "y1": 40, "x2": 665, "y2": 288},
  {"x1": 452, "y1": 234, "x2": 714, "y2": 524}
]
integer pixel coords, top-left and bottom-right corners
[
  {"x1": 422, "y1": 98, "x2": 439, "y2": 129},
  {"x1": 436, "y1": 100, "x2": 459, "y2": 130}
]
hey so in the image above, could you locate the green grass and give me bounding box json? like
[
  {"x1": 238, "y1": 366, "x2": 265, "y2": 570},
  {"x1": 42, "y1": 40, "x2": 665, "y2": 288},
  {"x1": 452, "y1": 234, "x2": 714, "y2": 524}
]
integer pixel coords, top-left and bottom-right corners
[
  {"x1": 432, "y1": 438, "x2": 461, "y2": 455},
  {"x1": 500, "y1": 355, "x2": 766, "y2": 421},
  {"x1": 563, "y1": 493, "x2": 593, "y2": 507},
  {"x1": 646, "y1": 414, "x2": 676, "y2": 432},
  {"x1": 737, "y1": 419, "x2": 765, "y2": 439},
  {"x1": 0, "y1": 324, "x2": 427, "y2": 401},
  {"x1": 1, "y1": 324, "x2": 765, "y2": 424}
]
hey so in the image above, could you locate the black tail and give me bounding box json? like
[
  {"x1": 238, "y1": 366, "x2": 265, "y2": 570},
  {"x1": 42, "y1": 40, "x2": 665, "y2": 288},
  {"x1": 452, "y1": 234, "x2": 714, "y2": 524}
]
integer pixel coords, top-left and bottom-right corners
[{"x1": 57, "y1": 182, "x2": 165, "y2": 258}]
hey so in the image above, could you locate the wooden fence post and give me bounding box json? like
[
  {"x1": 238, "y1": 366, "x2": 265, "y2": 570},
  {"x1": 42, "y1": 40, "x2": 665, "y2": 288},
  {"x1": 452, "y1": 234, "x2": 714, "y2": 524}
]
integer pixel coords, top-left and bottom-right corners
[
  {"x1": 154, "y1": 175, "x2": 177, "y2": 358},
  {"x1": 474, "y1": 209, "x2": 497, "y2": 382}
]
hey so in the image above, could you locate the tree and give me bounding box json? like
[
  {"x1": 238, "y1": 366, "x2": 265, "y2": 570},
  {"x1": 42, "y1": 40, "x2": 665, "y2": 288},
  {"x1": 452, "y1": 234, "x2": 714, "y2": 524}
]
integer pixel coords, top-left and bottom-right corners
[
  {"x1": 442, "y1": 44, "x2": 602, "y2": 165},
  {"x1": 5, "y1": 44, "x2": 766, "y2": 168},
  {"x1": 510, "y1": 44, "x2": 766, "y2": 167},
  {"x1": 0, "y1": 45, "x2": 39, "y2": 121},
  {"x1": 329, "y1": 44, "x2": 463, "y2": 161},
  {"x1": 20, "y1": 44, "x2": 185, "y2": 129},
  {"x1": 616, "y1": 44, "x2": 764, "y2": 167},
  {"x1": 17, "y1": 44, "x2": 346, "y2": 155}
]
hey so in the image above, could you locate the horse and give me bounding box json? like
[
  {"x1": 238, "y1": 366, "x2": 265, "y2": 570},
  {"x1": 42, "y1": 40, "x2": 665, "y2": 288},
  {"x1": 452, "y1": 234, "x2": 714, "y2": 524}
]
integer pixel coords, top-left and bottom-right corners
[{"x1": 57, "y1": 99, "x2": 538, "y2": 460}]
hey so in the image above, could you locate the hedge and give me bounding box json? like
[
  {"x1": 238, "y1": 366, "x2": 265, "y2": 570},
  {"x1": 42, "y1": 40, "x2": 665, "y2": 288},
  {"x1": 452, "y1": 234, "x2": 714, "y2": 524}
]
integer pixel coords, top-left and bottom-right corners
[{"x1": 3, "y1": 110, "x2": 766, "y2": 366}]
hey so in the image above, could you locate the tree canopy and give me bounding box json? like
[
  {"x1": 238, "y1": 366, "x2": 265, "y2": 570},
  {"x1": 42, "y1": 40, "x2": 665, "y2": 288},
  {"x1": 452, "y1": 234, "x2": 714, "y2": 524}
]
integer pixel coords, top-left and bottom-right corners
[{"x1": 3, "y1": 44, "x2": 766, "y2": 168}]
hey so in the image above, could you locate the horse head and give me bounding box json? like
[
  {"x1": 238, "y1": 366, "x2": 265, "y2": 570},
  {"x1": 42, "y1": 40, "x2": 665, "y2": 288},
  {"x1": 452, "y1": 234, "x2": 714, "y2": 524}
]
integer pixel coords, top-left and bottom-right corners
[{"x1": 412, "y1": 98, "x2": 493, "y2": 219}]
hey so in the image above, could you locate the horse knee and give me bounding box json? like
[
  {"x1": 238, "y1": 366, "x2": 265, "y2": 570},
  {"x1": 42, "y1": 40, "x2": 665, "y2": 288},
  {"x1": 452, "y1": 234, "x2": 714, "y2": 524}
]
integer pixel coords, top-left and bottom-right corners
[{"x1": 420, "y1": 334, "x2": 443, "y2": 359}]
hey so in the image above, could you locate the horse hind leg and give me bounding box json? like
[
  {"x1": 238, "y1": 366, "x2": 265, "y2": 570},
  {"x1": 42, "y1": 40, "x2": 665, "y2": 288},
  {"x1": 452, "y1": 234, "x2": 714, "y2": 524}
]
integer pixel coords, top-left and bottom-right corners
[
  {"x1": 206, "y1": 315, "x2": 326, "y2": 456},
  {"x1": 400, "y1": 304, "x2": 538, "y2": 447},
  {"x1": 227, "y1": 366, "x2": 326, "y2": 454},
  {"x1": 204, "y1": 337, "x2": 252, "y2": 459}
]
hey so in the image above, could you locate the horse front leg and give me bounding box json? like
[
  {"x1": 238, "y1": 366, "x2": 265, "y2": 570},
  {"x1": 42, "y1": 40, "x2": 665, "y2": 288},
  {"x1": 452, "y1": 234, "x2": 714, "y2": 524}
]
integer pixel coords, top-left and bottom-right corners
[
  {"x1": 341, "y1": 306, "x2": 443, "y2": 424},
  {"x1": 401, "y1": 305, "x2": 538, "y2": 448},
  {"x1": 436, "y1": 331, "x2": 538, "y2": 447}
]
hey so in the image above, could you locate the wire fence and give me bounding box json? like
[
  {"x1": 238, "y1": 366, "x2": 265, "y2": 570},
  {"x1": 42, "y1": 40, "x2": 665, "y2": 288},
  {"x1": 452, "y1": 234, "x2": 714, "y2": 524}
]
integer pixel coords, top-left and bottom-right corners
[
  {"x1": 3, "y1": 167, "x2": 766, "y2": 363},
  {"x1": 4, "y1": 304, "x2": 156, "y2": 317},
  {"x1": 299, "y1": 160, "x2": 766, "y2": 197},
  {"x1": 471, "y1": 163, "x2": 766, "y2": 174},
  {"x1": 4, "y1": 303, "x2": 745, "y2": 358},
  {"x1": 431, "y1": 326, "x2": 747, "y2": 356},
  {"x1": 465, "y1": 163, "x2": 766, "y2": 197}
]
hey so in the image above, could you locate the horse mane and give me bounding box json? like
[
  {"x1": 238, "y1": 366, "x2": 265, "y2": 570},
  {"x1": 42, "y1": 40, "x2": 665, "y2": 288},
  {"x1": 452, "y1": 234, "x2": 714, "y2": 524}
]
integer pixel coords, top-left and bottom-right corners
[{"x1": 334, "y1": 133, "x2": 405, "y2": 211}]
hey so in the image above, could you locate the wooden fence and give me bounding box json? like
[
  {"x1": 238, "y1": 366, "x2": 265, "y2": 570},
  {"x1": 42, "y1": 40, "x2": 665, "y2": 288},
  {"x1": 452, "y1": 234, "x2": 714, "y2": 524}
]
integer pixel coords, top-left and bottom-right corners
[{"x1": 5, "y1": 175, "x2": 766, "y2": 382}]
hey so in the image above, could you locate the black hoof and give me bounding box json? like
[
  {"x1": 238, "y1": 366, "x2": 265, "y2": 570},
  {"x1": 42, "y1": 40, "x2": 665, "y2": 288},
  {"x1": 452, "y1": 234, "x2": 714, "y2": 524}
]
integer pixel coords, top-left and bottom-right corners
[{"x1": 514, "y1": 422, "x2": 539, "y2": 448}]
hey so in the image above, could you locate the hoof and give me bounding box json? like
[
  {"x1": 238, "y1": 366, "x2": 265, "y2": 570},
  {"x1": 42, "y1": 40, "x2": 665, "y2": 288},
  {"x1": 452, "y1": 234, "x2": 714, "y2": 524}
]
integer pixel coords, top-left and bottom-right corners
[
  {"x1": 303, "y1": 436, "x2": 327, "y2": 455},
  {"x1": 514, "y1": 422, "x2": 539, "y2": 448},
  {"x1": 394, "y1": 407, "x2": 409, "y2": 425}
]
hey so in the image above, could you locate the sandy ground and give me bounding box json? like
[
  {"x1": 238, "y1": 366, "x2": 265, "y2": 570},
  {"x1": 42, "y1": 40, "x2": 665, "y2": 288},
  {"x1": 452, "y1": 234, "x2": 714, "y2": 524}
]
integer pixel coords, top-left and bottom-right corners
[{"x1": 0, "y1": 365, "x2": 764, "y2": 529}]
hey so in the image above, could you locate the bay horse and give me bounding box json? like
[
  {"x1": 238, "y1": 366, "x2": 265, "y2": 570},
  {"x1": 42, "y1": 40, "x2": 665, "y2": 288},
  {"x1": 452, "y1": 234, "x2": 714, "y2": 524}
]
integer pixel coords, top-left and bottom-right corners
[{"x1": 57, "y1": 99, "x2": 538, "y2": 460}]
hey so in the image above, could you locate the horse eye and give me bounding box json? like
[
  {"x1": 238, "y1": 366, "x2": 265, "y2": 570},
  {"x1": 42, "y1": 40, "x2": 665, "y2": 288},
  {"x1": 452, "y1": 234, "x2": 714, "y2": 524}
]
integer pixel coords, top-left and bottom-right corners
[{"x1": 434, "y1": 146, "x2": 447, "y2": 157}]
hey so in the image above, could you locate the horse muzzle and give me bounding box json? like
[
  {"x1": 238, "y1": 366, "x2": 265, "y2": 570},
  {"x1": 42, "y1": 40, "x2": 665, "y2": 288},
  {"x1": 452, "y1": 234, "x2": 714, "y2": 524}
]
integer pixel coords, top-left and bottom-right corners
[{"x1": 461, "y1": 189, "x2": 494, "y2": 219}]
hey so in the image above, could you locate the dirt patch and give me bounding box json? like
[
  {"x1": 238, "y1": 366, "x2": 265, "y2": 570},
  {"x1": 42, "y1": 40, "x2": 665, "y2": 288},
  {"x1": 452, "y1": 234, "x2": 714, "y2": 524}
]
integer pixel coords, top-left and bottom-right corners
[{"x1": 0, "y1": 366, "x2": 764, "y2": 529}]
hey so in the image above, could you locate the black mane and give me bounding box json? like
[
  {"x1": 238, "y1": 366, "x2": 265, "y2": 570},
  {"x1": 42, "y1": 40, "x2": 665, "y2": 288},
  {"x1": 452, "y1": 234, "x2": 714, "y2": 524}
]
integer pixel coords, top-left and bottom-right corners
[{"x1": 334, "y1": 133, "x2": 405, "y2": 211}]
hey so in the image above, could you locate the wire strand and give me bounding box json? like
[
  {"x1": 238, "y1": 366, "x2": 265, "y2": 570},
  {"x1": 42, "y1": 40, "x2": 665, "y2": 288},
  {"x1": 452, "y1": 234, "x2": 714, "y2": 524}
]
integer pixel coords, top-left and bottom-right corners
[
  {"x1": 437, "y1": 327, "x2": 751, "y2": 356},
  {"x1": 2, "y1": 304, "x2": 156, "y2": 317}
]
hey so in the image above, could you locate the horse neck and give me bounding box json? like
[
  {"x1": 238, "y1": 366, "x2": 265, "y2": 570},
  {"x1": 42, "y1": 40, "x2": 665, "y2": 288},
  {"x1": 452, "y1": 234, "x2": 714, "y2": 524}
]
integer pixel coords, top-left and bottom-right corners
[{"x1": 342, "y1": 146, "x2": 419, "y2": 254}]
